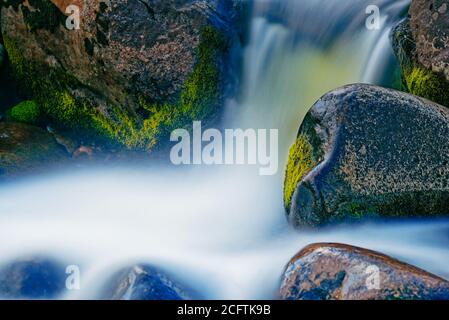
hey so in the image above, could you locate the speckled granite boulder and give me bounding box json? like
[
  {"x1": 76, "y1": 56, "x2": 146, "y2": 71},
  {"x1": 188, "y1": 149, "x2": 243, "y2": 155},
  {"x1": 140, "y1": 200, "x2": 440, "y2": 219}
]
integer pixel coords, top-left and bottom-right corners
[
  {"x1": 100, "y1": 264, "x2": 199, "y2": 300},
  {"x1": 284, "y1": 84, "x2": 449, "y2": 227},
  {"x1": 279, "y1": 243, "x2": 449, "y2": 300}
]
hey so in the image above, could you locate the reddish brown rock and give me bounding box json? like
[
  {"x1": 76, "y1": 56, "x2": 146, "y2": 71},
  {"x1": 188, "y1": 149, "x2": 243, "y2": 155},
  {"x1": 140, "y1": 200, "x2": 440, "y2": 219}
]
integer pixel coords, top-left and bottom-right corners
[
  {"x1": 280, "y1": 243, "x2": 449, "y2": 300},
  {"x1": 0, "y1": 122, "x2": 69, "y2": 177}
]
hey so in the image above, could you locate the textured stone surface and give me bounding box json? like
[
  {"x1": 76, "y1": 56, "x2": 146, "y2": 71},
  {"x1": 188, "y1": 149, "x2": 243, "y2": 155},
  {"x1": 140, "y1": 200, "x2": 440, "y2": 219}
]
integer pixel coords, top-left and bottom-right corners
[
  {"x1": 280, "y1": 243, "x2": 449, "y2": 300},
  {"x1": 392, "y1": 0, "x2": 449, "y2": 107},
  {"x1": 101, "y1": 264, "x2": 198, "y2": 300},
  {"x1": 284, "y1": 84, "x2": 449, "y2": 228},
  {"x1": 0, "y1": 0, "x2": 243, "y2": 151},
  {"x1": 0, "y1": 122, "x2": 69, "y2": 177},
  {"x1": 0, "y1": 257, "x2": 66, "y2": 299}
]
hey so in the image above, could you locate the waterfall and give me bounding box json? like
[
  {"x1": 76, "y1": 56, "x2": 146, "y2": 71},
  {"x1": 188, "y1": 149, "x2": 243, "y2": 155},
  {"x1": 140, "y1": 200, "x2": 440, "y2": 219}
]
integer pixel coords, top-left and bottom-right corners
[
  {"x1": 3, "y1": 0, "x2": 449, "y2": 301},
  {"x1": 232, "y1": 0, "x2": 410, "y2": 161}
]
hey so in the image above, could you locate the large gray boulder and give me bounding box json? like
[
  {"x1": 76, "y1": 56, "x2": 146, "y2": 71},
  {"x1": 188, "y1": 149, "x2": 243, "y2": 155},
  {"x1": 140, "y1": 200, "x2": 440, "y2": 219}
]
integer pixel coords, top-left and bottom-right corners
[
  {"x1": 0, "y1": 0, "x2": 244, "y2": 151},
  {"x1": 100, "y1": 264, "x2": 199, "y2": 300},
  {"x1": 284, "y1": 84, "x2": 449, "y2": 228},
  {"x1": 279, "y1": 243, "x2": 449, "y2": 300}
]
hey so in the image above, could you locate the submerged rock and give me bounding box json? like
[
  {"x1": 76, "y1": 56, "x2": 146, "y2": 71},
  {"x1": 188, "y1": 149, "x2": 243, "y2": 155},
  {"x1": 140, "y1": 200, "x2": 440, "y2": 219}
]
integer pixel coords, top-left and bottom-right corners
[
  {"x1": 0, "y1": 257, "x2": 66, "y2": 299},
  {"x1": 284, "y1": 84, "x2": 449, "y2": 228},
  {"x1": 392, "y1": 0, "x2": 449, "y2": 107},
  {"x1": 0, "y1": 0, "x2": 243, "y2": 152},
  {"x1": 279, "y1": 243, "x2": 449, "y2": 300},
  {"x1": 100, "y1": 265, "x2": 198, "y2": 300},
  {"x1": 0, "y1": 122, "x2": 69, "y2": 177}
]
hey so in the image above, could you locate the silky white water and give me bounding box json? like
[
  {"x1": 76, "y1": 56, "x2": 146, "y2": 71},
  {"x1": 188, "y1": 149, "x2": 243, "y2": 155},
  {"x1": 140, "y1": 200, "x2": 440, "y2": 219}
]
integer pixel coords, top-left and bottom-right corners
[{"x1": 2, "y1": 0, "x2": 449, "y2": 300}]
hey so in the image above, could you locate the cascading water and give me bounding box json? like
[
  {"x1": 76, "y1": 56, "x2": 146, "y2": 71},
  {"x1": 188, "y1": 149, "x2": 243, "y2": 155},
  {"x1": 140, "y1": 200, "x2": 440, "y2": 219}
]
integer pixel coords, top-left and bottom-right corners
[{"x1": 2, "y1": 0, "x2": 449, "y2": 300}]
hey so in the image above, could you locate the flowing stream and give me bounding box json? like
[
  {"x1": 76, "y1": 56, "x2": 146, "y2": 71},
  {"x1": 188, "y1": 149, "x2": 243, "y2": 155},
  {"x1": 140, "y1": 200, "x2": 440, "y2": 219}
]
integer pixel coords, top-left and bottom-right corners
[{"x1": 2, "y1": 0, "x2": 449, "y2": 300}]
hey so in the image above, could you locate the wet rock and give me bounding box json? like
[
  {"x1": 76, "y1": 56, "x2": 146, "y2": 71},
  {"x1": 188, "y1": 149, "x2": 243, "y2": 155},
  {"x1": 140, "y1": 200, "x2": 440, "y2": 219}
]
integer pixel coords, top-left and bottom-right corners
[
  {"x1": 0, "y1": 122, "x2": 69, "y2": 177},
  {"x1": 284, "y1": 84, "x2": 449, "y2": 228},
  {"x1": 0, "y1": 43, "x2": 4, "y2": 68},
  {"x1": 392, "y1": 1, "x2": 449, "y2": 107},
  {"x1": 279, "y1": 243, "x2": 449, "y2": 300},
  {"x1": 0, "y1": 0, "x2": 244, "y2": 151},
  {"x1": 0, "y1": 257, "x2": 66, "y2": 299},
  {"x1": 100, "y1": 265, "x2": 198, "y2": 300}
]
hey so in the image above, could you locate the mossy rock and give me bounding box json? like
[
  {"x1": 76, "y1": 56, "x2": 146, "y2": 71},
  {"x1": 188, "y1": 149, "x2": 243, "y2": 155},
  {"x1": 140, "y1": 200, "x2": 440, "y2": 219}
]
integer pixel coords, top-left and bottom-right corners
[
  {"x1": 0, "y1": 0, "x2": 242, "y2": 153},
  {"x1": 403, "y1": 66, "x2": 449, "y2": 107},
  {"x1": 8, "y1": 100, "x2": 40, "y2": 124},
  {"x1": 0, "y1": 122, "x2": 69, "y2": 177},
  {"x1": 284, "y1": 84, "x2": 449, "y2": 228}
]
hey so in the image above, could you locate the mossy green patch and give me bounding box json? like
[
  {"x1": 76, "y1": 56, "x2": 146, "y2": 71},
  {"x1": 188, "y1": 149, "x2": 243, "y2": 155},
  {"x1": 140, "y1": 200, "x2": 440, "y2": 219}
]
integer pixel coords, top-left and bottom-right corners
[
  {"x1": 284, "y1": 134, "x2": 316, "y2": 211},
  {"x1": 404, "y1": 66, "x2": 449, "y2": 107},
  {"x1": 9, "y1": 100, "x2": 40, "y2": 124}
]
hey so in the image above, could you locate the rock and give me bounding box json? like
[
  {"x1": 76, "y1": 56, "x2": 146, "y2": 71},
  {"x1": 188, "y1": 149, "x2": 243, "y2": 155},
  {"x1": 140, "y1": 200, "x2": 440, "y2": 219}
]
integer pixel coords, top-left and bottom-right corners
[
  {"x1": 284, "y1": 84, "x2": 449, "y2": 228},
  {"x1": 0, "y1": 0, "x2": 243, "y2": 151},
  {"x1": 0, "y1": 257, "x2": 66, "y2": 299},
  {"x1": 279, "y1": 243, "x2": 449, "y2": 300},
  {"x1": 100, "y1": 264, "x2": 198, "y2": 300},
  {"x1": 0, "y1": 122, "x2": 69, "y2": 177},
  {"x1": 0, "y1": 43, "x2": 4, "y2": 68},
  {"x1": 392, "y1": 1, "x2": 449, "y2": 107}
]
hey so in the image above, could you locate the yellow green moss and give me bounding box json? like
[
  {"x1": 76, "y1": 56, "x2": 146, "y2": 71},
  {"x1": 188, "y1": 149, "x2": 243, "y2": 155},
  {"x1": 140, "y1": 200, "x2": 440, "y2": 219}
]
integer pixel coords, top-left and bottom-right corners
[
  {"x1": 9, "y1": 100, "x2": 40, "y2": 124},
  {"x1": 3, "y1": 25, "x2": 226, "y2": 151},
  {"x1": 92, "y1": 26, "x2": 227, "y2": 151},
  {"x1": 404, "y1": 66, "x2": 449, "y2": 107},
  {"x1": 284, "y1": 134, "x2": 315, "y2": 211}
]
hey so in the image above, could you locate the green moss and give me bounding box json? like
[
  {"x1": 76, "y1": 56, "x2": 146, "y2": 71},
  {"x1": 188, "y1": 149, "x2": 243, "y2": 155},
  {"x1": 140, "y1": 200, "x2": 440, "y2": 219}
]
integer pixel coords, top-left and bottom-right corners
[
  {"x1": 3, "y1": 26, "x2": 227, "y2": 151},
  {"x1": 9, "y1": 100, "x2": 40, "y2": 124},
  {"x1": 284, "y1": 135, "x2": 316, "y2": 211},
  {"x1": 2, "y1": 35, "x2": 25, "y2": 81},
  {"x1": 404, "y1": 66, "x2": 449, "y2": 107},
  {"x1": 90, "y1": 26, "x2": 227, "y2": 151}
]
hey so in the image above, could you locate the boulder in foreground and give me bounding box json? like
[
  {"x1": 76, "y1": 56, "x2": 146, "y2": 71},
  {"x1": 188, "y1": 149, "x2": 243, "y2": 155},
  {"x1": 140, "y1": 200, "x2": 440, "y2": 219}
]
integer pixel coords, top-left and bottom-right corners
[{"x1": 279, "y1": 243, "x2": 449, "y2": 300}]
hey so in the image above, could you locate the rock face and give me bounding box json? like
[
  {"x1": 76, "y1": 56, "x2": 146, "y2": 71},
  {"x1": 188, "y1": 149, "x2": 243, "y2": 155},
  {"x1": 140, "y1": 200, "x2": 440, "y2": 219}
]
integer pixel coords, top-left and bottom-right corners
[
  {"x1": 0, "y1": 43, "x2": 4, "y2": 68},
  {"x1": 284, "y1": 84, "x2": 449, "y2": 228},
  {"x1": 0, "y1": 257, "x2": 66, "y2": 299},
  {"x1": 392, "y1": 0, "x2": 449, "y2": 107},
  {"x1": 0, "y1": 122, "x2": 69, "y2": 177},
  {"x1": 100, "y1": 265, "x2": 198, "y2": 300},
  {"x1": 0, "y1": 0, "x2": 243, "y2": 151},
  {"x1": 279, "y1": 243, "x2": 449, "y2": 300}
]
